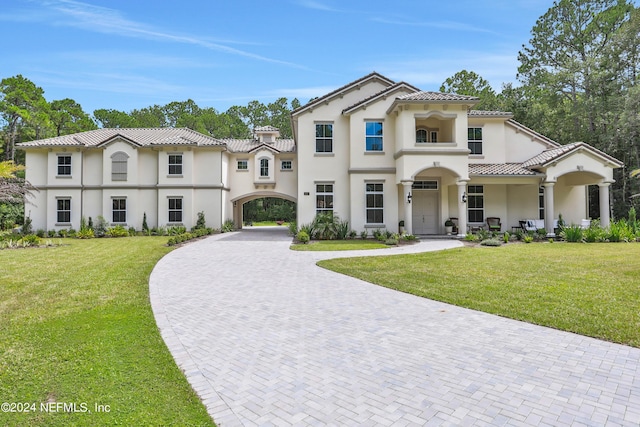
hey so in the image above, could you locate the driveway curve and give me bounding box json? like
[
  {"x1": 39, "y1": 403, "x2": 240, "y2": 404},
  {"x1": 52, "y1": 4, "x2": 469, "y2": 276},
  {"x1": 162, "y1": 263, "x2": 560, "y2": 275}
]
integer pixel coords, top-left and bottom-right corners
[{"x1": 150, "y1": 227, "x2": 640, "y2": 426}]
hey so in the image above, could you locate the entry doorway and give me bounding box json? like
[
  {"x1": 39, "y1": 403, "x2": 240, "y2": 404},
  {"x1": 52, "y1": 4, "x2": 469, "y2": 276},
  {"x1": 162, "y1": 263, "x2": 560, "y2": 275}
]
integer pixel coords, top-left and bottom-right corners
[{"x1": 412, "y1": 189, "x2": 440, "y2": 234}]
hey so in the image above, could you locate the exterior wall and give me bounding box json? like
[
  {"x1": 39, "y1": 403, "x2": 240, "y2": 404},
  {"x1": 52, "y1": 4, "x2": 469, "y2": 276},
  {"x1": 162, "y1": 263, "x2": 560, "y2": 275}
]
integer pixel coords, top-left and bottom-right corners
[
  {"x1": 468, "y1": 118, "x2": 506, "y2": 164},
  {"x1": 349, "y1": 174, "x2": 398, "y2": 232},
  {"x1": 504, "y1": 124, "x2": 554, "y2": 163}
]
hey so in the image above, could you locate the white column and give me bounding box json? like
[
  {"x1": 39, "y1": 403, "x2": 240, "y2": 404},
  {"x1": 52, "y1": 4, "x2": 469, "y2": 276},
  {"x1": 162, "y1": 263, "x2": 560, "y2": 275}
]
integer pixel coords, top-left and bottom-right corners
[
  {"x1": 543, "y1": 182, "x2": 555, "y2": 237},
  {"x1": 457, "y1": 181, "x2": 468, "y2": 237},
  {"x1": 403, "y1": 182, "x2": 413, "y2": 235},
  {"x1": 599, "y1": 182, "x2": 611, "y2": 228}
]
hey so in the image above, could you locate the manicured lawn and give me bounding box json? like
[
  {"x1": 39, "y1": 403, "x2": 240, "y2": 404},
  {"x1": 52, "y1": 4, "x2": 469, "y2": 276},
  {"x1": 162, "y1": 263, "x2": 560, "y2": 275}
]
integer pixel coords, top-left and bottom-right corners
[
  {"x1": 291, "y1": 239, "x2": 389, "y2": 251},
  {"x1": 318, "y1": 243, "x2": 640, "y2": 348},
  {"x1": 0, "y1": 238, "x2": 215, "y2": 426},
  {"x1": 246, "y1": 221, "x2": 289, "y2": 227}
]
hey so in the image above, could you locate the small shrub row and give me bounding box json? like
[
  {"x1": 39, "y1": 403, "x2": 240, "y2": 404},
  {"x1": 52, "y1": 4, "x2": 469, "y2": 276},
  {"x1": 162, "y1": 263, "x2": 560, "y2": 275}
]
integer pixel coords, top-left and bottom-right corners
[{"x1": 167, "y1": 228, "x2": 216, "y2": 246}]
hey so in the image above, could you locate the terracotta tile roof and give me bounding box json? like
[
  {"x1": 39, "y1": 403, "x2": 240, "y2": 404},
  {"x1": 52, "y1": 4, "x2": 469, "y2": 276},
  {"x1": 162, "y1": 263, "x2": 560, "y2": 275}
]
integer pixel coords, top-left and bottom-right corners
[
  {"x1": 223, "y1": 138, "x2": 296, "y2": 153},
  {"x1": 469, "y1": 163, "x2": 539, "y2": 176},
  {"x1": 397, "y1": 91, "x2": 479, "y2": 102},
  {"x1": 291, "y1": 72, "x2": 395, "y2": 116},
  {"x1": 522, "y1": 142, "x2": 623, "y2": 168},
  {"x1": 254, "y1": 125, "x2": 279, "y2": 132},
  {"x1": 342, "y1": 82, "x2": 421, "y2": 114},
  {"x1": 468, "y1": 110, "x2": 513, "y2": 118},
  {"x1": 18, "y1": 128, "x2": 225, "y2": 148}
]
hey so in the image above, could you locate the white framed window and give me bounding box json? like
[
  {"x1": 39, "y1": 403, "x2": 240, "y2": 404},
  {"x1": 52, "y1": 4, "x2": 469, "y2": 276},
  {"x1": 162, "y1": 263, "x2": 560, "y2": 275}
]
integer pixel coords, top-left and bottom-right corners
[
  {"x1": 468, "y1": 128, "x2": 483, "y2": 155},
  {"x1": 259, "y1": 158, "x2": 269, "y2": 177},
  {"x1": 416, "y1": 129, "x2": 427, "y2": 143},
  {"x1": 467, "y1": 185, "x2": 484, "y2": 223},
  {"x1": 56, "y1": 198, "x2": 71, "y2": 223},
  {"x1": 168, "y1": 198, "x2": 183, "y2": 223},
  {"x1": 112, "y1": 198, "x2": 127, "y2": 223},
  {"x1": 281, "y1": 160, "x2": 292, "y2": 170},
  {"x1": 365, "y1": 183, "x2": 384, "y2": 224},
  {"x1": 315, "y1": 123, "x2": 333, "y2": 153},
  {"x1": 237, "y1": 159, "x2": 248, "y2": 170},
  {"x1": 57, "y1": 155, "x2": 71, "y2": 176},
  {"x1": 430, "y1": 131, "x2": 438, "y2": 143},
  {"x1": 365, "y1": 121, "x2": 383, "y2": 151},
  {"x1": 412, "y1": 181, "x2": 438, "y2": 190},
  {"x1": 316, "y1": 184, "x2": 333, "y2": 214},
  {"x1": 168, "y1": 154, "x2": 183, "y2": 175},
  {"x1": 111, "y1": 152, "x2": 128, "y2": 181}
]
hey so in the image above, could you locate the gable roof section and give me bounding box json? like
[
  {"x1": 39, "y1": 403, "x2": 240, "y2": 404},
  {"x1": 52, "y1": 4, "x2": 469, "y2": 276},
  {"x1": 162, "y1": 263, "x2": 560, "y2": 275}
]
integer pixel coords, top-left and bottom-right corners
[
  {"x1": 398, "y1": 91, "x2": 479, "y2": 102},
  {"x1": 505, "y1": 120, "x2": 560, "y2": 149},
  {"x1": 291, "y1": 72, "x2": 396, "y2": 116},
  {"x1": 223, "y1": 138, "x2": 296, "y2": 153},
  {"x1": 342, "y1": 82, "x2": 421, "y2": 115},
  {"x1": 522, "y1": 142, "x2": 624, "y2": 169},
  {"x1": 18, "y1": 128, "x2": 225, "y2": 148},
  {"x1": 468, "y1": 110, "x2": 513, "y2": 119}
]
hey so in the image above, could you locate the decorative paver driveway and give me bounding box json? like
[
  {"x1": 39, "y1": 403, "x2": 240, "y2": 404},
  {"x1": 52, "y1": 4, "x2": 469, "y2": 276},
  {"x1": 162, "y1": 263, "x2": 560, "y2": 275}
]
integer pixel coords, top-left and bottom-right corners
[{"x1": 150, "y1": 228, "x2": 640, "y2": 426}]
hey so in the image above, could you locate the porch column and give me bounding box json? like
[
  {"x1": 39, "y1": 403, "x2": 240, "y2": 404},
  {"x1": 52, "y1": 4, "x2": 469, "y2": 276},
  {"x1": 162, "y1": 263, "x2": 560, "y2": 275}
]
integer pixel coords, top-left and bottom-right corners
[
  {"x1": 402, "y1": 182, "x2": 413, "y2": 235},
  {"x1": 457, "y1": 181, "x2": 468, "y2": 237},
  {"x1": 543, "y1": 182, "x2": 555, "y2": 237},
  {"x1": 599, "y1": 182, "x2": 611, "y2": 228}
]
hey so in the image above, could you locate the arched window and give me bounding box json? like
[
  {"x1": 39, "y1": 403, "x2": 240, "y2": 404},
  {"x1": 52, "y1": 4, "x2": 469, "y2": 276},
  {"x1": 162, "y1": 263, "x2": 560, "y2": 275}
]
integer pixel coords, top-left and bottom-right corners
[
  {"x1": 260, "y1": 158, "x2": 269, "y2": 177},
  {"x1": 111, "y1": 152, "x2": 129, "y2": 181},
  {"x1": 416, "y1": 129, "x2": 427, "y2": 143}
]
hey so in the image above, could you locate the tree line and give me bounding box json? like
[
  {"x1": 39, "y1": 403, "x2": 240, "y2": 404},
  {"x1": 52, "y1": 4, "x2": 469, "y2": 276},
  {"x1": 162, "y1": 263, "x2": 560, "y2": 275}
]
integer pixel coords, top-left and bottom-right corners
[{"x1": 1, "y1": 0, "x2": 639, "y2": 219}]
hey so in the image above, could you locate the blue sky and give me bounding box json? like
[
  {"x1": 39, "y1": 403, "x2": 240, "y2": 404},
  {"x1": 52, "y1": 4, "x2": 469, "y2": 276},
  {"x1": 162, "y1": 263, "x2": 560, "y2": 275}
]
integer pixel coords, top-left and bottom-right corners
[{"x1": 1, "y1": 0, "x2": 554, "y2": 115}]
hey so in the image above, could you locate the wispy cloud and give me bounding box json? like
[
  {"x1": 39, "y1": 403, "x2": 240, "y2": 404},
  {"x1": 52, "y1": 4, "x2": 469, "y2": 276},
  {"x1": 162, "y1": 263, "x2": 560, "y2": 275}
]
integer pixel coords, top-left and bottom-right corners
[
  {"x1": 372, "y1": 16, "x2": 499, "y2": 35},
  {"x1": 28, "y1": 0, "x2": 306, "y2": 69},
  {"x1": 294, "y1": 0, "x2": 344, "y2": 13}
]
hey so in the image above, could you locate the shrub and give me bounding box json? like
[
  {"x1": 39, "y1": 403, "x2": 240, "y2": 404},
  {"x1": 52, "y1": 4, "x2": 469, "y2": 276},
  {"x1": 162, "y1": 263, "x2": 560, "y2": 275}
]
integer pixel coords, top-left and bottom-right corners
[
  {"x1": 401, "y1": 233, "x2": 417, "y2": 241},
  {"x1": 312, "y1": 213, "x2": 338, "y2": 240},
  {"x1": 67, "y1": 228, "x2": 77, "y2": 237},
  {"x1": 19, "y1": 234, "x2": 41, "y2": 247},
  {"x1": 523, "y1": 235, "x2": 534, "y2": 243},
  {"x1": 22, "y1": 216, "x2": 33, "y2": 235},
  {"x1": 464, "y1": 233, "x2": 478, "y2": 242},
  {"x1": 288, "y1": 221, "x2": 297, "y2": 236},
  {"x1": 142, "y1": 212, "x2": 148, "y2": 232},
  {"x1": 384, "y1": 238, "x2": 398, "y2": 246},
  {"x1": 514, "y1": 229, "x2": 524, "y2": 241},
  {"x1": 476, "y1": 228, "x2": 490, "y2": 241},
  {"x1": 481, "y1": 238, "x2": 502, "y2": 247},
  {"x1": 194, "y1": 211, "x2": 206, "y2": 230},
  {"x1": 106, "y1": 225, "x2": 129, "y2": 237},
  {"x1": 502, "y1": 231, "x2": 510, "y2": 243},
  {"x1": 36, "y1": 229, "x2": 45, "y2": 238},
  {"x1": 336, "y1": 219, "x2": 350, "y2": 240},
  {"x1": 47, "y1": 229, "x2": 56, "y2": 238},
  {"x1": 360, "y1": 230, "x2": 368, "y2": 239},
  {"x1": 296, "y1": 230, "x2": 310, "y2": 244},
  {"x1": 221, "y1": 220, "x2": 235, "y2": 233},
  {"x1": 58, "y1": 229, "x2": 68, "y2": 238},
  {"x1": 167, "y1": 226, "x2": 187, "y2": 235},
  {"x1": 584, "y1": 224, "x2": 605, "y2": 243},
  {"x1": 76, "y1": 228, "x2": 95, "y2": 239},
  {"x1": 299, "y1": 223, "x2": 315, "y2": 239},
  {"x1": 93, "y1": 216, "x2": 108, "y2": 237},
  {"x1": 372, "y1": 229, "x2": 385, "y2": 241},
  {"x1": 128, "y1": 226, "x2": 137, "y2": 236},
  {"x1": 561, "y1": 225, "x2": 584, "y2": 243},
  {"x1": 348, "y1": 230, "x2": 358, "y2": 239}
]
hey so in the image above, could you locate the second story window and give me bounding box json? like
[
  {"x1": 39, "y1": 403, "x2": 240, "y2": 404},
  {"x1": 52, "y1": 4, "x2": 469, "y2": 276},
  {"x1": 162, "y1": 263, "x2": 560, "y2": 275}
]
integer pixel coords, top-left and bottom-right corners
[
  {"x1": 57, "y1": 155, "x2": 71, "y2": 176},
  {"x1": 315, "y1": 123, "x2": 333, "y2": 153},
  {"x1": 260, "y1": 158, "x2": 269, "y2": 177},
  {"x1": 468, "y1": 127, "x2": 483, "y2": 155},
  {"x1": 237, "y1": 160, "x2": 248, "y2": 170},
  {"x1": 281, "y1": 160, "x2": 292, "y2": 170},
  {"x1": 365, "y1": 121, "x2": 383, "y2": 151},
  {"x1": 111, "y1": 152, "x2": 128, "y2": 181},
  {"x1": 416, "y1": 129, "x2": 427, "y2": 143},
  {"x1": 168, "y1": 154, "x2": 182, "y2": 175}
]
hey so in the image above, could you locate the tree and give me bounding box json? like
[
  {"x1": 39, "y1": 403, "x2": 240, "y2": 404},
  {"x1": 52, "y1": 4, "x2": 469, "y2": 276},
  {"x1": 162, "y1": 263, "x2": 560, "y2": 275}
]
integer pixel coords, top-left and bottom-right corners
[
  {"x1": 50, "y1": 98, "x2": 97, "y2": 136},
  {"x1": 440, "y1": 70, "x2": 499, "y2": 110},
  {"x1": 0, "y1": 75, "x2": 48, "y2": 160},
  {"x1": 0, "y1": 161, "x2": 36, "y2": 204},
  {"x1": 93, "y1": 109, "x2": 139, "y2": 128}
]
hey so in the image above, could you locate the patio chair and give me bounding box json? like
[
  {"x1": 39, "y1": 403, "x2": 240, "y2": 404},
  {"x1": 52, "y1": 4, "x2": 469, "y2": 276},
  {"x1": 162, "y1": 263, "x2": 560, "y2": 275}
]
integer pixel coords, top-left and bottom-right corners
[{"x1": 486, "y1": 217, "x2": 502, "y2": 232}]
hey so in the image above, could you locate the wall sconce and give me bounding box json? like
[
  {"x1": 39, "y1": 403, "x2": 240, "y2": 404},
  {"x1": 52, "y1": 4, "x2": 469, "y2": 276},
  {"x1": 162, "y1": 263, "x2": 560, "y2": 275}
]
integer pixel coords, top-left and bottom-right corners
[
  {"x1": 461, "y1": 192, "x2": 467, "y2": 203},
  {"x1": 407, "y1": 192, "x2": 412, "y2": 203}
]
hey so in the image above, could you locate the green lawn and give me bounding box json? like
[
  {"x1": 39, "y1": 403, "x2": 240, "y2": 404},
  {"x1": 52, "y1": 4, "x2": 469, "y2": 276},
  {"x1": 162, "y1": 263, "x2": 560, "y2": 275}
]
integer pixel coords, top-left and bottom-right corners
[
  {"x1": 291, "y1": 239, "x2": 389, "y2": 251},
  {"x1": 246, "y1": 221, "x2": 289, "y2": 227},
  {"x1": 319, "y1": 243, "x2": 640, "y2": 348},
  {"x1": 0, "y1": 238, "x2": 214, "y2": 427}
]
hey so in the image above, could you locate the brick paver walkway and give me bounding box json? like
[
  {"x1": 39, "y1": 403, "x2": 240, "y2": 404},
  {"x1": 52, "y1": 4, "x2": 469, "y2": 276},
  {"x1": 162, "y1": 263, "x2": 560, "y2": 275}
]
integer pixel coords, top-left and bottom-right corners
[{"x1": 149, "y1": 227, "x2": 640, "y2": 426}]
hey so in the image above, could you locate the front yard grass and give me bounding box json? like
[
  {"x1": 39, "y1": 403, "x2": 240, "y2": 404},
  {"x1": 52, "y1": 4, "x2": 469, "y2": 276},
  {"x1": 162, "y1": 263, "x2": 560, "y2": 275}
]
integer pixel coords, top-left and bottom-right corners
[
  {"x1": 291, "y1": 239, "x2": 388, "y2": 251},
  {"x1": 0, "y1": 237, "x2": 215, "y2": 427},
  {"x1": 318, "y1": 243, "x2": 640, "y2": 348}
]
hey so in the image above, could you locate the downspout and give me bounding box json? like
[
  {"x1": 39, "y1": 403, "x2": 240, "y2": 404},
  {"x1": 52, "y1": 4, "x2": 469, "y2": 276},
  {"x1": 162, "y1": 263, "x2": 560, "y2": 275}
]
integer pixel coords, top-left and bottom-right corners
[{"x1": 80, "y1": 148, "x2": 84, "y2": 224}]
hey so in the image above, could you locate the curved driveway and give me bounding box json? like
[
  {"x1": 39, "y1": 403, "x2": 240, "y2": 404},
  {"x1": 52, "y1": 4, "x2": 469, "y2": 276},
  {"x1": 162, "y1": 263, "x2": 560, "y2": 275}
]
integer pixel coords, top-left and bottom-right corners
[{"x1": 150, "y1": 227, "x2": 640, "y2": 426}]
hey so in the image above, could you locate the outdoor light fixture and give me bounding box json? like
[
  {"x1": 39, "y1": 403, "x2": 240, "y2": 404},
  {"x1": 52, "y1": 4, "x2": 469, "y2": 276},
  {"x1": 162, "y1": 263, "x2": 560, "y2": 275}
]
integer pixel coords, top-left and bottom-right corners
[
  {"x1": 407, "y1": 192, "x2": 412, "y2": 203},
  {"x1": 462, "y1": 192, "x2": 467, "y2": 203}
]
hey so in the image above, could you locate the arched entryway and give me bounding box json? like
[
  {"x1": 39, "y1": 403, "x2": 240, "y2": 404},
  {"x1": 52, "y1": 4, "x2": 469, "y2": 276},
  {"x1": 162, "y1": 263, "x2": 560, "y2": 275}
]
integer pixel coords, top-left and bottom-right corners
[{"x1": 231, "y1": 192, "x2": 297, "y2": 228}]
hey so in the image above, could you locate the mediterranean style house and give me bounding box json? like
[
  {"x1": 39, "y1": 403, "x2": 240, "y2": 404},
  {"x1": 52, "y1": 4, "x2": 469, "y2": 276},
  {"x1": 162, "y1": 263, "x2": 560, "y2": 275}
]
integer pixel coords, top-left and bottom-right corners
[{"x1": 19, "y1": 72, "x2": 622, "y2": 237}]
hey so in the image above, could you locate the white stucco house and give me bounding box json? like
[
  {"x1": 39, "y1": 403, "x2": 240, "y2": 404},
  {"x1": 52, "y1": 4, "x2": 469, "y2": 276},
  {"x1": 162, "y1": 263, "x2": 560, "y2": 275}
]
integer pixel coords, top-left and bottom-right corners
[{"x1": 19, "y1": 72, "x2": 623, "y2": 237}]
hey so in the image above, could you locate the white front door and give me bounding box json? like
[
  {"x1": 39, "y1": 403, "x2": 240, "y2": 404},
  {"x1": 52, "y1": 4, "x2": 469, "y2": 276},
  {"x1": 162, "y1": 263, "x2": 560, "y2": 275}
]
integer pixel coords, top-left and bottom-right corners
[{"x1": 412, "y1": 191, "x2": 439, "y2": 234}]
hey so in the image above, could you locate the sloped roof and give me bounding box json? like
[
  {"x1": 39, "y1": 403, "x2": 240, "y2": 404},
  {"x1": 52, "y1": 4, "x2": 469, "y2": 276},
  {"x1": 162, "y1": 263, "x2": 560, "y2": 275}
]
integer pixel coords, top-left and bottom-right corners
[
  {"x1": 398, "y1": 91, "x2": 479, "y2": 102},
  {"x1": 342, "y1": 82, "x2": 421, "y2": 114},
  {"x1": 469, "y1": 163, "x2": 539, "y2": 176},
  {"x1": 505, "y1": 120, "x2": 560, "y2": 149},
  {"x1": 254, "y1": 125, "x2": 279, "y2": 132},
  {"x1": 223, "y1": 138, "x2": 296, "y2": 153},
  {"x1": 291, "y1": 72, "x2": 395, "y2": 116},
  {"x1": 468, "y1": 110, "x2": 513, "y2": 118},
  {"x1": 18, "y1": 128, "x2": 225, "y2": 148},
  {"x1": 522, "y1": 142, "x2": 623, "y2": 168}
]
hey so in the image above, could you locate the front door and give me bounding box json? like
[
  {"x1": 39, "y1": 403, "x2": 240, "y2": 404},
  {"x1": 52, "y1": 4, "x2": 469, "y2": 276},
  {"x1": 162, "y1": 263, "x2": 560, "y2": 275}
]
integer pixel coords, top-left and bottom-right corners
[{"x1": 412, "y1": 191, "x2": 439, "y2": 234}]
